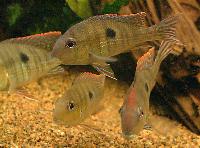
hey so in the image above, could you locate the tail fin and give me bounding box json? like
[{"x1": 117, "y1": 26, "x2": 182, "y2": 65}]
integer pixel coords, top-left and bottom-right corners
[
  {"x1": 155, "y1": 40, "x2": 177, "y2": 66},
  {"x1": 153, "y1": 14, "x2": 181, "y2": 42}
]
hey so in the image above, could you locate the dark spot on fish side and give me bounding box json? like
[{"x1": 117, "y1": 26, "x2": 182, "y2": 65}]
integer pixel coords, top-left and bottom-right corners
[
  {"x1": 106, "y1": 28, "x2": 116, "y2": 38},
  {"x1": 89, "y1": 91, "x2": 93, "y2": 100},
  {"x1": 145, "y1": 83, "x2": 148, "y2": 92},
  {"x1": 20, "y1": 52, "x2": 29, "y2": 63}
]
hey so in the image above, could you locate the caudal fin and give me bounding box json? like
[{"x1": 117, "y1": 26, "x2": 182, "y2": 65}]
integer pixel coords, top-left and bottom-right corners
[
  {"x1": 154, "y1": 14, "x2": 181, "y2": 42},
  {"x1": 157, "y1": 41, "x2": 173, "y2": 61},
  {"x1": 155, "y1": 40, "x2": 178, "y2": 67}
]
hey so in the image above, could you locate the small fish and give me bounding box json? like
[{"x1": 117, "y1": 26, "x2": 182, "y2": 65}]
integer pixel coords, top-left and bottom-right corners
[
  {"x1": 51, "y1": 12, "x2": 180, "y2": 79},
  {"x1": 119, "y1": 40, "x2": 177, "y2": 139},
  {"x1": 53, "y1": 72, "x2": 105, "y2": 126},
  {"x1": 0, "y1": 32, "x2": 62, "y2": 92}
]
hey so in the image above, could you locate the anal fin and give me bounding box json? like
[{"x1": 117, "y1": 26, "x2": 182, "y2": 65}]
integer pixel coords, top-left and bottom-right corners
[{"x1": 89, "y1": 52, "x2": 117, "y2": 80}]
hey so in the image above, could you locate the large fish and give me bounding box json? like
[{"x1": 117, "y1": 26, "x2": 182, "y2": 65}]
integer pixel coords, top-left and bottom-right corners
[
  {"x1": 119, "y1": 40, "x2": 177, "y2": 139},
  {"x1": 53, "y1": 72, "x2": 105, "y2": 126},
  {"x1": 51, "y1": 12, "x2": 180, "y2": 79},
  {"x1": 0, "y1": 32, "x2": 62, "y2": 92}
]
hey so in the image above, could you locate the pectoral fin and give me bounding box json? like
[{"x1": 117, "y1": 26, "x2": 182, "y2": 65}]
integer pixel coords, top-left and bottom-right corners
[
  {"x1": 15, "y1": 88, "x2": 39, "y2": 102},
  {"x1": 92, "y1": 63, "x2": 117, "y2": 80},
  {"x1": 79, "y1": 123, "x2": 107, "y2": 136},
  {"x1": 89, "y1": 52, "x2": 117, "y2": 65},
  {"x1": 47, "y1": 65, "x2": 65, "y2": 75},
  {"x1": 89, "y1": 52, "x2": 117, "y2": 80}
]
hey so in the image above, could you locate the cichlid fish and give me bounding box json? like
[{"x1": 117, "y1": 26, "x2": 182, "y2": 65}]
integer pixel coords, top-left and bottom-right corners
[
  {"x1": 53, "y1": 72, "x2": 105, "y2": 126},
  {"x1": 51, "y1": 12, "x2": 180, "y2": 79},
  {"x1": 119, "y1": 40, "x2": 177, "y2": 139},
  {"x1": 0, "y1": 32, "x2": 62, "y2": 92}
]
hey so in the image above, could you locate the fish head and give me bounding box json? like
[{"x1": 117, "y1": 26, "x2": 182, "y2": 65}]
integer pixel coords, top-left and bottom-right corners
[
  {"x1": 51, "y1": 24, "x2": 90, "y2": 65},
  {"x1": 119, "y1": 88, "x2": 146, "y2": 139},
  {"x1": 53, "y1": 91, "x2": 83, "y2": 126}
]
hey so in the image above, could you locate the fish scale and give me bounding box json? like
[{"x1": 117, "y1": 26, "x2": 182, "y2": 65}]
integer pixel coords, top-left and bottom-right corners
[
  {"x1": 0, "y1": 48, "x2": 10, "y2": 90},
  {"x1": 0, "y1": 32, "x2": 62, "y2": 92},
  {"x1": 2, "y1": 45, "x2": 19, "y2": 89},
  {"x1": 28, "y1": 45, "x2": 40, "y2": 76},
  {"x1": 71, "y1": 86, "x2": 84, "y2": 116},
  {"x1": 78, "y1": 83, "x2": 89, "y2": 114},
  {"x1": 12, "y1": 45, "x2": 42, "y2": 88},
  {"x1": 78, "y1": 80, "x2": 96, "y2": 114}
]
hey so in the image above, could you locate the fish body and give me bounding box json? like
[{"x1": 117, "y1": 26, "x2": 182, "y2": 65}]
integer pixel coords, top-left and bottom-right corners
[
  {"x1": 119, "y1": 40, "x2": 176, "y2": 139},
  {"x1": 51, "y1": 12, "x2": 179, "y2": 78},
  {"x1": 53, "y1": 72, "x2": 105, "y2": 126},
  {"x1": 0, "y1": 32, "x2": 62, "y2": 92}
]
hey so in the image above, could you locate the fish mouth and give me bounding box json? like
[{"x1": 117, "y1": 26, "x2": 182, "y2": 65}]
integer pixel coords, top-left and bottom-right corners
[
  {"x1": 122, "y1": 131, "x2": 136, "y2": 140},
  {"x1": 53, "y1": 119, "x2": 72, "y2": 128},
  {"x1": 122, "y1": 134, "x2": 136, "y2": 140}
]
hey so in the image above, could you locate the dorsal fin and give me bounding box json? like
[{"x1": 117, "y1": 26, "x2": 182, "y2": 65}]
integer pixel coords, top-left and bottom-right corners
[
  {"x1": 73, "y1": 72, "x2": 105, "y2": 86},
  {"x1": 87, "y1": 12, "x2": 147, "y2": 28},
  {"x1": 136, "y1": 47, "x2": 156, "y2": 71},
  {"x1": 4, "y1": 31, "x2": 61, "y2": 52}
]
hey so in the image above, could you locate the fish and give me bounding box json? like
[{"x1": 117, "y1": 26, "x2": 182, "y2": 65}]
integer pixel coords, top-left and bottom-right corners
[
  {"x1": 53, "y1": 72, "x2": 105, "y2": 126},
  {"x1": 0, "y1": 32, "x2": 62, "y2": 92},
  {"x1": 51, "y1": 12, "x2": 180, "y2": 79},
  {"x1": 119, "y1": 40, "x2": 178, "y2": 139},
  {"x1": 67, "y1": 0, "x2": 93, "y2": 18}
]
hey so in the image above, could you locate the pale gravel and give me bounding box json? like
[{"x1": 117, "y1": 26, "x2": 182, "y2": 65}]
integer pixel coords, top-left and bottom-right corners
[{"x1": 0, "y1": 71, "x2": 200, "y2": 147}]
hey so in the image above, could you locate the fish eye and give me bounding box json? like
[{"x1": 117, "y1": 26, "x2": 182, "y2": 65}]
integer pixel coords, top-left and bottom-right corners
[
  {"x1": 65, "y1": 38, "x2": 76, "y2": 48},
  {"x1": 140, "y1": 111, "x2": 144, "y2": 117},
  {"x1": 118, "y1": 106, "x2": 123, "y2": 114},
  {"x1": 67, "y1": 101, "x2": 75, "y2": 111},
  {"x1": 138, "y1": 107, "x2": 144, "y2": 118}
]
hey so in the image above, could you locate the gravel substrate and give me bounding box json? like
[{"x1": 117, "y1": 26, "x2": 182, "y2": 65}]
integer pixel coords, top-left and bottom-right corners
[{"x1": 0, "y1": 71, "x2": 200, "y2": 147}]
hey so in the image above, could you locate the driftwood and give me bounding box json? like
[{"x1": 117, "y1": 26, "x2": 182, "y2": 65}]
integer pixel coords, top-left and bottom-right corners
[{"x1": 123, "y1": 0, "x2": 200, "y2": 134}]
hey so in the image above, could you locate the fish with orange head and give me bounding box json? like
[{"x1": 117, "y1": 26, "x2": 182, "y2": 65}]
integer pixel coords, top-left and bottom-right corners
[{"x1": 119, "y1": 40, "x2": 179, "y2": 139}]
